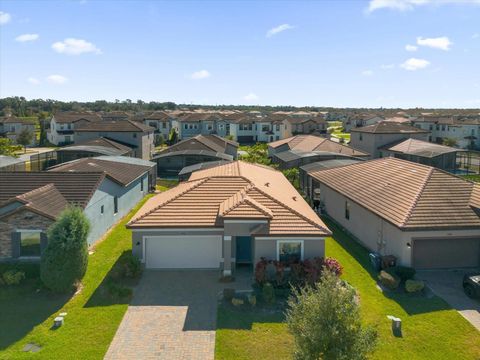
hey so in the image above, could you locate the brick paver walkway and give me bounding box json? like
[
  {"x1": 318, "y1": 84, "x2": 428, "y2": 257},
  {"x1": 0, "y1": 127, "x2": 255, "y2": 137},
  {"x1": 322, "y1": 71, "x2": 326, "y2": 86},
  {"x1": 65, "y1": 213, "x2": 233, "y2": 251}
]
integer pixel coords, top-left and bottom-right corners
[{"x1": 105, "y1": 270, "x2": 250, "y2": 360}]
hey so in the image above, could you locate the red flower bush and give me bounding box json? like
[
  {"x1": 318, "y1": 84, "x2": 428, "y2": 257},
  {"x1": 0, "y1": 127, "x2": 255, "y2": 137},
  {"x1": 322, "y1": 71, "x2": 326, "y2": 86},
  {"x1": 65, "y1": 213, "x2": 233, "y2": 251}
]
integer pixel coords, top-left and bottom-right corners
[{"x1": 323, "y1": 257, "x2": 343, "y2": 277}]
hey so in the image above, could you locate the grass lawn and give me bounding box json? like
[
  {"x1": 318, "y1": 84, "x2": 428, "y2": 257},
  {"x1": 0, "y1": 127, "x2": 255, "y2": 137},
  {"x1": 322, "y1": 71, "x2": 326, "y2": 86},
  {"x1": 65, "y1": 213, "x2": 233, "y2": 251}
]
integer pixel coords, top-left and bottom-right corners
[
  {"x1": 0, "y1": 196, "x2": 152, "y2": 359},
  {"x1": 156, "y1": 178, "x2": 179, "y2": 191},
  {"x1": 215, "y1": 218, "x2": 480, "y2": 360},
  {"x1": 462, "y1": 174, "x2": 480, "y2": 183}
]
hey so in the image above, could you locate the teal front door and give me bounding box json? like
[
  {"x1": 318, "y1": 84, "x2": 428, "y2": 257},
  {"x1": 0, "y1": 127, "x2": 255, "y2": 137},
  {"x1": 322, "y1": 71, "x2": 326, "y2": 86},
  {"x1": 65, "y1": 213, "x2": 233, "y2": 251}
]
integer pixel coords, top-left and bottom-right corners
[{"x1": 236, "y1": 236, "x2": 252, "y2": 263}]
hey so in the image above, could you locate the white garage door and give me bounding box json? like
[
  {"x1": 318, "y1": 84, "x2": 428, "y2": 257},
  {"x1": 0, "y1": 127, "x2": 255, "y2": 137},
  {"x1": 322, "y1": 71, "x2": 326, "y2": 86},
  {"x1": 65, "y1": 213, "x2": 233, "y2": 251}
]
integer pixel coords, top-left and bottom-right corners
[{"x1": 145, "y1": 235, "x2": 222, "y2": 269}]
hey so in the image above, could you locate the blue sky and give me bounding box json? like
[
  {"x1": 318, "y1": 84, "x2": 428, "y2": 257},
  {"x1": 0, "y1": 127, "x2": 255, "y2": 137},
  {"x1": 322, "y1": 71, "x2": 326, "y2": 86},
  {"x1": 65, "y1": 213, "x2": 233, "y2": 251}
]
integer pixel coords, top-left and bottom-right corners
[{"x1": 0, "y1": 0, "x2": 479, "y2": 108}]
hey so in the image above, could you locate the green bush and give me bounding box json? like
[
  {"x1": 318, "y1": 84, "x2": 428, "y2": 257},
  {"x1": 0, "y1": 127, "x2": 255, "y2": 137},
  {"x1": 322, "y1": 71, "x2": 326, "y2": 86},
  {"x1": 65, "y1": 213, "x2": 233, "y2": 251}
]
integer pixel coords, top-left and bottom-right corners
[
  {"x1": 40, "y1": 207, "x2": 90, "y2": 293},
  {"x1": 2, "y1": 270, "x2": 25, "y2": 285},
  {"x1": 378, "y1": 270, "x2": 400, "y2": 290},
  {"x1": 122, "y1": 253, "x2": 143, "y2": 278},
  {"x1": 106, "y1": 280, "x2": 133, "y2": 298},
  {"x1": 385, "y1": 266, "x2": 416, "y2": 282},
  {"x1": 405, "y1": 279, "x2": 425, "y2": 293},
  {"x1": 0, "y1": 262, "x2": 40, "y2": 279},
  {"x1": 262, "y1": 282, "x2": 276, "y2": 304}
]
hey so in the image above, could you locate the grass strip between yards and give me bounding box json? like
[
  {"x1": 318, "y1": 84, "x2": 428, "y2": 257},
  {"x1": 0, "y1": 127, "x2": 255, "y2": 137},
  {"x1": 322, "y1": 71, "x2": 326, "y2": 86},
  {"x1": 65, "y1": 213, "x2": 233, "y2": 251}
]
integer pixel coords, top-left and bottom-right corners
[
  {"x1": 0, "y1": 195, "x2": 152, "y2": 360},
  {"x1": 215, "y1": 218, "x2": 480, "y2": 360}
]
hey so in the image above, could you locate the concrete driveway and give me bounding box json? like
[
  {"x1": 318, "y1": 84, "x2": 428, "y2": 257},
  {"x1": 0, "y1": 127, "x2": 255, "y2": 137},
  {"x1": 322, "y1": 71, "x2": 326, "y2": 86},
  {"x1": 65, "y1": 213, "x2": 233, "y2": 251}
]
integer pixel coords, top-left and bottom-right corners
[
  {"x1": 104, "y1": 270, "x2": 251, "y2": 360},
  {"x1": 418, "y1": 270, "x2": 480, "y2": 331}
]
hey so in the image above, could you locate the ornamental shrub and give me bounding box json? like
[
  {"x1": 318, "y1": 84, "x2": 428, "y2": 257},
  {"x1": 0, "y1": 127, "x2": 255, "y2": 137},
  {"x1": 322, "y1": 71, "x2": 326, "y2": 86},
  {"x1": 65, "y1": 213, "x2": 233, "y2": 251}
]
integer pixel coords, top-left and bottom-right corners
[
  {"x1": 40, "y1": 207, "x2": 90, "y2": 293},
  {"x1": 323, "y1": 257, "x2": 343, "y2": 277},
  {"x1": 262, "y1": 282, "x2": 276, "y2": 304},
  {"x1": 405, "y1": 279, "x2": 425, "y2": 293},
  {"x1": 2, "y1": 270, "x2": 25, "y2": 285}
]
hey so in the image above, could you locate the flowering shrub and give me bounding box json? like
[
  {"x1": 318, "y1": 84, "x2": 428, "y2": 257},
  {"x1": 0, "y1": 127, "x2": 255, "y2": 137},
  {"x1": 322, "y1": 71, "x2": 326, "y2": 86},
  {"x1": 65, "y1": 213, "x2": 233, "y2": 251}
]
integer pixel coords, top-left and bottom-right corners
[{"x1": 323, "y1": 257, "x2": 343, "y2": 277}]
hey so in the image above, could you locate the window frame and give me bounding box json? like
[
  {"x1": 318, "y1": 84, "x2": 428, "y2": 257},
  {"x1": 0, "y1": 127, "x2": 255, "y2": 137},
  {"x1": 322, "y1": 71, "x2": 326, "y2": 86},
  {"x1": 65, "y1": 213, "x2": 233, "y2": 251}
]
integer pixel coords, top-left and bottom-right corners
[
  {"x1": 17, "y1": 229, "x2": 43, "y2": 258},
  {"x1": 114, "y1": 196, "x2": 119, "y2": 215},
  {"x1": 345, "y1": 200, "x2": 350, "y2": 220},
  {"x1": 276, "y1": 240, "x2": 304, "y2": 263}
]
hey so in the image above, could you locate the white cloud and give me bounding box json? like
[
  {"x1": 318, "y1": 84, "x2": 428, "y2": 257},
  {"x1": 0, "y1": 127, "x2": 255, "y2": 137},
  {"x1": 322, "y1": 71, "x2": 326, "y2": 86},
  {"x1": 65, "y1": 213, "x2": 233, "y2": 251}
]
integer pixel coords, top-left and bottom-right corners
[
  {"x1": 400, "y1": 57, "x2": 430, "y2": 71},
  {"x1": 361, "y1": 70, "x2": 374, "y2": 76},
  {"x1": 0, "y1": 11, "x2": 11, "y2": 25},
  {"x1": 380, "y1": 63, "x2": 395, "y2": 69},
  {"x1": 244, "y1": 93, "x2": 259, "y2": 101},
  {"x1": 416, "y1": 36, "x2": 452, "y2": 51},
  {"x1": 27, "y1": 77, "x2": 40, "y2": 85},
  {"x1": 266, "y1": 24, "x2": 295, "y2": 38},
  {"x1": 190, "y1": 70, "x2": 211, "y2": 80},
  {"x1": 52, "y1": 38, "x2": 101, "y2": 55},
  {"x1": 473, "y1": 33, "x2": 480, "y2": 39},
  {"x1": 15, "y1": 33, "x2": 39, "y2": 42},
  {"x1": 46, "y1": 75, "x2": 68, "y2": 84},
  {"x1": 405, "y1": 44, "x2": 418, "y2": 51},
  {"x1": 367, "y1": 0, "x2": 480, "y2": 13}
]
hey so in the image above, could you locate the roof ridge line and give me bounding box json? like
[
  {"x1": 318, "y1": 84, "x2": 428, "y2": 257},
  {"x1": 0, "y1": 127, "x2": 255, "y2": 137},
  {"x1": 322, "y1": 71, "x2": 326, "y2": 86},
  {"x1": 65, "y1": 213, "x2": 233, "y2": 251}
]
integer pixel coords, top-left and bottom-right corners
[
  {"x1": 400, "y1": 166, "x2": 435, "y2": 227},
  {"x1": 128, "y1": 178, "x2": 209, "y2": 224}
]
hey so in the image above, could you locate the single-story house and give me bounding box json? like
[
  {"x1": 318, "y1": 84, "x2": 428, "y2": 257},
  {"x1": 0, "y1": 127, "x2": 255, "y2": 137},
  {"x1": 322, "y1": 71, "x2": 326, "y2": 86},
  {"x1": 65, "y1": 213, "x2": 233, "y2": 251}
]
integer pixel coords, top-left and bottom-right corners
[
  {"x1": 379, "y1": 138, "x2": 463, "y2": 172},
  {"x1": 0, "y1": 155, "x2": 26, "y2": 172},
  {"x1": 55, "y1": 137, "x2": 134, "y2": 165},
  {"x1": 310, "y1": 157, "x2": 480, "y2": 269},
  {"x1": 350, "y1": 121, "x2": 430, "y2": 158},
  {"x1": 0, "y1": 161, "x2": 153, "y2": 261},
  {"x1": 127, "y1": 161, "x2": 331, "y2": 276},
  {"x1": 299, "y1": 159, "x2": 362, "y2": 199},
  {"x1": 153, "y1": 134, "x2": 238, "y2": 177}
]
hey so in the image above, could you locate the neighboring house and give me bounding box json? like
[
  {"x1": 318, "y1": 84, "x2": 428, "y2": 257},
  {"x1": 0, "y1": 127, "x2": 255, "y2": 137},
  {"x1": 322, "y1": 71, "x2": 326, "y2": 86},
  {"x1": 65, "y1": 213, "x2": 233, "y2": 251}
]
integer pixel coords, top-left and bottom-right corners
[
  {"x1": 143, "y1": 111, "x2": 171, "y2": 140},
  {"x1": 127, "y1": 161, "x2": 331, "y2": 276},
  {"x1": 228, "y1": 115, "x2": 292, "y2": 143},
  {"x1": 350, "y1": 121, "x2": 430, "y2": 158},
  {"x1": 411, "y1": 116, "x2": 480, "y2": 150},
  {"x1": 101, "y1": 111, "x2": 131, "y2": 122},
  {"x1": 153, "y1": 134, "x2": 238, "y2": 177},
  {"x1": 74, "y1": 120, "x2": 155, "y2": 160},
  {"x1": 288, "y1": 116, "x2": 328, "y2": 135},
  {"x1": 343, "y1": 114, "x2": 384, "y2": 132},
  {"x1": 310, "y1": 157, "x2": 480, "y2": 269},
  {"x1": 55, "y1": 137, "x2": 134, "y2": 165},
  {"x1": 47, "y1": 111, "x2": 102, "y2": 146},
  {"x1": 178, "y1": 160, "x2": 231, "y2": 181},
  {"x1": 299, "y1": 159, "x2": 362, "y2": 199},
  {"x1": 0, "y1": 116, "x2": 36, "y2": 146},
  {"x1": 379, "y1": 138, "x2": 463, "y2": 172},
  {"x1": 0, "y1": 155, "x2": 26, "y2": 172},
  {"x1": 171, "y1": 113, "x2": 225, "y2": 139}
]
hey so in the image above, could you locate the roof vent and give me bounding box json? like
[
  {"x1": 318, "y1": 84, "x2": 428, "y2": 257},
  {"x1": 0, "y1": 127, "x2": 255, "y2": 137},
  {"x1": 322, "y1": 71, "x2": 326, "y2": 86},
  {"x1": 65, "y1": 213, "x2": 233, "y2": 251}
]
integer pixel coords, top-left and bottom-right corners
[
  {"x1": 292, "y1": 196, "x2": 297, "y2": 201},
  {"x1": 265, "y1": 182, "x2": 270, "y2": 187}
]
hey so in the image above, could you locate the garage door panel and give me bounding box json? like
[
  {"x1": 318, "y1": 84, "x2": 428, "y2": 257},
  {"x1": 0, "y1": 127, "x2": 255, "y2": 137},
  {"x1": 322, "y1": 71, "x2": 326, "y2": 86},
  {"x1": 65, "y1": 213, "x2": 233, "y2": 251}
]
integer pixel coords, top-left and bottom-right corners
[
  {"x1": 146, "y1": 235, "x2": 222, "y2": 269},
  {"x1": 413, "y1": 238, "x2": 480, "y2": 269}
]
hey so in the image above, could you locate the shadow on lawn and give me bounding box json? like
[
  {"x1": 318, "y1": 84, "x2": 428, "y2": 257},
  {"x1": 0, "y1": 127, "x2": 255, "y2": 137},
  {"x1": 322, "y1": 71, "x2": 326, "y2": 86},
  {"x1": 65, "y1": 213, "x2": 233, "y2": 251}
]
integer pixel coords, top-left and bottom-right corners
[
  {"x1": 322, "y1": 217, "x2": 450, "y2": 316},
  {"x1": 0, "y1": 280, "x2": 71, "y2": 350},
  {"x1": 84, "y1": 251, "x2": 138, "y2": 308},
  {"x1": 216, "y1": 303, "x2": 286, "y2": 330}
]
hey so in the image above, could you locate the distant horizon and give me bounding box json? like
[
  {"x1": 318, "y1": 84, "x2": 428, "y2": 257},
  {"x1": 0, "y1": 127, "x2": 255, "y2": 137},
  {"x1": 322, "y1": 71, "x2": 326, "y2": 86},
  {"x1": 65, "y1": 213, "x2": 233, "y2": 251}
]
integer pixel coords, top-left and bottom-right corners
[{"x1": 1, "y1": 1, "x2": 480, "y2": 108}]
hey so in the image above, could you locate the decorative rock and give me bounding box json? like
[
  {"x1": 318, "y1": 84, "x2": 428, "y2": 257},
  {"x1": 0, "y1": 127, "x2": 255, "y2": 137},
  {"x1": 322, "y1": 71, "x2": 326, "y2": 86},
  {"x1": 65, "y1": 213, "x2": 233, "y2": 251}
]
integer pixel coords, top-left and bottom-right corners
[
  {"x1": 54, "y1": 316, "x2": 64, "y2": 327},
  {"x1": 231, "y1": 297, "x2": 244, "y2": 306}
]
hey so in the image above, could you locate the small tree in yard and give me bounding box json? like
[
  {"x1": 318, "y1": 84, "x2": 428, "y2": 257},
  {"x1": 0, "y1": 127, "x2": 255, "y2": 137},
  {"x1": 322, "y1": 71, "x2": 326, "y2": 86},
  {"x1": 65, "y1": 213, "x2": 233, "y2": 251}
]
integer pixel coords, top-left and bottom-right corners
[
  {"x1": 286, "y1": 270, "x2": 377, "y2": 360},
  {"x1": 41, "y1": 207, "x2": 90, "y2": 292},
  {"x1": 17, "y1": 128, "x2": 34, "y2": 152}
]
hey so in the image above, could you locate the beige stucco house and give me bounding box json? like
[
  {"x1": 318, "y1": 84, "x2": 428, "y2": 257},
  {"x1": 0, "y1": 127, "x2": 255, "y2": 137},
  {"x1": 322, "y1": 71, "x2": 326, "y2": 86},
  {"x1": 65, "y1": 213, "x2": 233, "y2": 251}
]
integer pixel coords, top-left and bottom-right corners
[{"x1": 310, "y1": 157, "x2": 480, "y2": 269}]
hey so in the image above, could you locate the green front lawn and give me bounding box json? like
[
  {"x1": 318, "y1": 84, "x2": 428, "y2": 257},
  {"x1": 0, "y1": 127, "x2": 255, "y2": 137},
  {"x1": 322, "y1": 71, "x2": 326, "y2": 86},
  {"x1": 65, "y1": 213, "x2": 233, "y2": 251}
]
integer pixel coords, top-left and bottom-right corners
[
  {"x1": 0, "y1": 196, "x2": 151, "y2": 359},
  {"x1": 462, "y1": 174, "x2": 480, "y2": 183},
  {"x1": 215, "y1": 219, "x2": 480, "y2": 360},
  {"x1": 156, "y1": 179, "x2": 179, "y2": 191}
]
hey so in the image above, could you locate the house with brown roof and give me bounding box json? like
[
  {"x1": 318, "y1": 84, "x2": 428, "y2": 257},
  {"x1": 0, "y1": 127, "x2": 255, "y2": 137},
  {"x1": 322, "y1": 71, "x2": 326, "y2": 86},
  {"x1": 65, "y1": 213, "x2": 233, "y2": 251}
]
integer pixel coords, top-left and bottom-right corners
[
  {"x1": 0, "y1": 159, "x2": 154, "y2": 260},
  {"x1": 153, "y1": 134, "x2": 238, "y2": 177},
  {"x1": 350, "y1": 121, "x2": 430, "y2": 158},
  {"x1": 143, "y1": 111, "x2": 172, "y2": 140},
  {"x1": 343, "y1": 114, "x2": 384, "y2": 132},
  {"x1": 74, "y1": 120, "x2": 155, "y2": 160},
  {"x1": 127, "y1": 161, "x2": 331, "y2": 275},
  {"x1": 0, "y1": 116, "x2": 37, "y2": 146},
  {"x1": 47, "y1": 111, "x2": 102, "y2": 146},
  {"x1": 310, "y1": 157, "x2": 480, "y2": 269}
]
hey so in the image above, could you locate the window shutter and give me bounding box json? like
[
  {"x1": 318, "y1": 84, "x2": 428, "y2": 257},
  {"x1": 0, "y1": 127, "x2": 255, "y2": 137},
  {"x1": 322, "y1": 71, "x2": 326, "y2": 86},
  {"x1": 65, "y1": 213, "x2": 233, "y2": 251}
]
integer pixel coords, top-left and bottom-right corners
[
  {"x1": 40, "y1": 232, "x2": 48, "y2": 255},
  {"x1": 11, "y1": 232, "x2": 21, "y2": 258}
]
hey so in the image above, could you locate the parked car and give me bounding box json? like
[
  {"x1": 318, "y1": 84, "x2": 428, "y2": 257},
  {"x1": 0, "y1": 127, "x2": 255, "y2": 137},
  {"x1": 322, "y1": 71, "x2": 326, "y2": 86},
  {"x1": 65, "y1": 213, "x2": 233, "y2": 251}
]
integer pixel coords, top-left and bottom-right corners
[{"x1": 463, "y1": 273, "x2": 480, "y2": 298}]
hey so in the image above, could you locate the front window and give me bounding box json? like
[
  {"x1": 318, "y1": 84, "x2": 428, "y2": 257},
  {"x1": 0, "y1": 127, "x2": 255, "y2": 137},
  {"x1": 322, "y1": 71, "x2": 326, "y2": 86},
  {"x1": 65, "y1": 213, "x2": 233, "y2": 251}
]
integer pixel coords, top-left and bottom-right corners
[
  {"x1": 276, "y1": 124, "x2": 280, "y2": 131},
  {"x1": 359, "y1": 133, "x2": 363, "y2": 141},
  {"x1": 114, "y1": 196, "x2": 118, "y2": 214},
  {"x1": 277, "y1": 241, "x2": 303, "y2": 264},
  {"x1": 345, "y1": 201, "x2": 350, "y2": 220},
  {"x1": 262, "y1": 125, "x2": 270, "y2": 132},
  {"x1": 19, "y1": 230, "x2": 42, "y2": 257}
]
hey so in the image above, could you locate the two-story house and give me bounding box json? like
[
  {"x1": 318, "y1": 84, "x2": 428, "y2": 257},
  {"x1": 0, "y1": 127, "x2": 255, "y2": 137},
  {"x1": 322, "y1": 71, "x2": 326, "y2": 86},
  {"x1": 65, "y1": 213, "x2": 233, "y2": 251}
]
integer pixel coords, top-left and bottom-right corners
[
  {"x1": 0, "y1": 116, "x2": 36, "y2": 146},
  {"x1": 47, "y1": 112, "x2": 101, "y2": 146},
  {"x1": 143, "y1": 111, "x2": 171, "y2": 140}
]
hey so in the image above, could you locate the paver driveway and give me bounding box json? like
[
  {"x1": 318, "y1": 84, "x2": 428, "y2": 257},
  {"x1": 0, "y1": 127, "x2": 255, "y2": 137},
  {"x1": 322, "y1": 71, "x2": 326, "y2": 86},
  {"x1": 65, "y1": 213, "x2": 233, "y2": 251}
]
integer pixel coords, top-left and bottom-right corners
[
  {"x1": 105, "y1": 270, "x2": 250, "y2": 360},
  {"x1": 418, "y1": 269, "x2": 480, "y2": 331}
]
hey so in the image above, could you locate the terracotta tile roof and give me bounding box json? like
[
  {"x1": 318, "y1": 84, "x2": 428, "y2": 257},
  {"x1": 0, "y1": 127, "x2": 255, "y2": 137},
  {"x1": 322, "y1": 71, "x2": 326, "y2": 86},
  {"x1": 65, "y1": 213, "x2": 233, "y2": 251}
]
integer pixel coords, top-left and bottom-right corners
[
  {"x1": 53, "y1": 111, "x2": 101, "y2": 124},
  {"x1": 470, "y1": 184, "x2": 480, "y2": 210},
  {"x1": 128, "y1": 161, "x2": 331, "y2": 236},
  {"x1": 0, "y1": 172, "x2": 104, "y2": 209},
  {"x1": 158, "y1": 134, "x2": 237, "y2": 155},
  {"x1": 71, "y1": 137, "x2": 133, "y2": 152},
  {"x1": 12, "y1": 184, "x2": 69, "y2": 219},
  {"x1": 269, "y1": 135, "x2": 369, "y2": 157},
  {"x1": 310, "y1": 157, "x2": 480, "y2": 230},
  {"x1": 49, "y1": 158, "x2": 151, "y2": 186},
  {"x1": 351, "y1": 121, "x2": 429, "y2": 134},
  {"x1": 144, "y1": 111, "x2": 170, "y2": 121},
  {"x1": 75, "y1": 119, "x2": 154, "y2": 132},
  {"x1": 384, "y1": 138, "x2": 460, "y2": 158}
]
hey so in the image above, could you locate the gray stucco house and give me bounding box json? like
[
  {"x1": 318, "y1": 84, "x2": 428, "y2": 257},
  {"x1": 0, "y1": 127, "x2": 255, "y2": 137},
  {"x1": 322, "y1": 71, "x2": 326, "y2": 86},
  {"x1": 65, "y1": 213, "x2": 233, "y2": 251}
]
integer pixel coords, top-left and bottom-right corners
[
  {"x1": 127, "y1": 161, "x2": 331, "y2": 277},
  {"x1": 0, "y1": 116, "x2": 37, "y2": 146},
  {"x1": 0, "y1": 159, "x2": 154, "y2": 261},
  {"x1": 309, "y1": 157, "x2": 480, "y2": 269}
]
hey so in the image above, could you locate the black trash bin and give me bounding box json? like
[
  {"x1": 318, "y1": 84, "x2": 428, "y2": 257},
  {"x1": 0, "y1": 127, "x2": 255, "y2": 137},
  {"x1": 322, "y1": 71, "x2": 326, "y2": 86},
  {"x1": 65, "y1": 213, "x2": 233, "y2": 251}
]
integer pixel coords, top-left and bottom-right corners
[{"x1": 369, "y1": 252, "x2": 382, "y2": 272}]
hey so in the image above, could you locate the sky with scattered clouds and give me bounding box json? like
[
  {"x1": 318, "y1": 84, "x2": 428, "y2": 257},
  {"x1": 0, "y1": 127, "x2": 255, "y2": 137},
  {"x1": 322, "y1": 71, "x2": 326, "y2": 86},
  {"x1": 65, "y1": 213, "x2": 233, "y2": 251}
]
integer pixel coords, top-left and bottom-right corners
[{"x1": 1, "y1": 0, "x2": 479, "y2": 107}]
